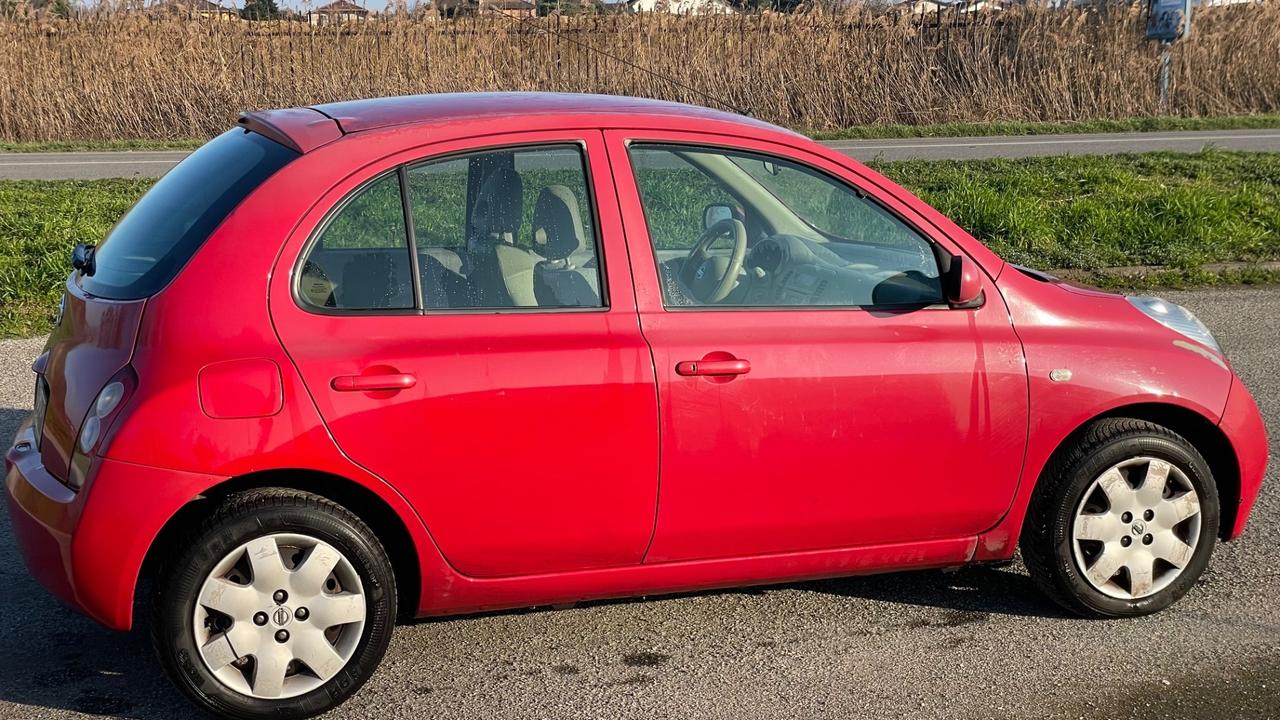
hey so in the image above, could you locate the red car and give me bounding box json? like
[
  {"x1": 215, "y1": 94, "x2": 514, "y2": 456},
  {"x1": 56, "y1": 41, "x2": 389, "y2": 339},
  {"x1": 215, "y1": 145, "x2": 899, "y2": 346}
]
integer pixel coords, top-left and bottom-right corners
[{"x1": 4, "y1": 93, "x2": 1268, "y2": 719}]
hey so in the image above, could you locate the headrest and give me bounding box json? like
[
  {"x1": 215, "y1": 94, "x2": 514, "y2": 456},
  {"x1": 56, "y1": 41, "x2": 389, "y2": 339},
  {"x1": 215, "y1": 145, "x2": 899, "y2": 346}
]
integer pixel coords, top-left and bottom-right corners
[
  {"x1": 532, "y1": 185, "x2": 585, "y2": 261},
  {"x1": 470, "y1": 167, "x2": 523, "y2": 238}
]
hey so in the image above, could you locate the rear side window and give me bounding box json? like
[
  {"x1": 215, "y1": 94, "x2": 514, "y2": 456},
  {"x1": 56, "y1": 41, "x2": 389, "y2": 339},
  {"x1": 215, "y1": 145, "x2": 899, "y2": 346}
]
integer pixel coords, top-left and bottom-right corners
[
  {"x1": 300, "y1": 173, "x2": 414, "y2": 310},
  {"x1": 80, "y1": 129, "x2": 298, "y2": 300}
]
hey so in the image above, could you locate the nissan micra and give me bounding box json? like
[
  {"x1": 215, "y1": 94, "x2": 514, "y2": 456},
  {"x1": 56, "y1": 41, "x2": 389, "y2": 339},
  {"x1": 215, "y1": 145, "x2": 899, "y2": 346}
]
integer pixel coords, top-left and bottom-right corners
[{"x1": 4, "y1": 93, "x2": 1269, "y2": 719}]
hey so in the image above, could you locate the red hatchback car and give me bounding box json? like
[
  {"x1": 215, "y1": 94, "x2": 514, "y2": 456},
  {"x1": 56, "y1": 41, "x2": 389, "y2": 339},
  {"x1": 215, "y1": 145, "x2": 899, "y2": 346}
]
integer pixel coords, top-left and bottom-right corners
[{"x1": 4, "y1": 93, "x2": 1269, "y2": 719}]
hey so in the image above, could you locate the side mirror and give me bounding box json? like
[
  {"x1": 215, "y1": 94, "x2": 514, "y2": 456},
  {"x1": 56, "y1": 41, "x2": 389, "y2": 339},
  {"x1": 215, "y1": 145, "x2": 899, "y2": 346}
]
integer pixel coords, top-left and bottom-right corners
[
  {"x1": 71, "y1": 243, "x2": 97, "y2": 277},
  {"x1": 703, "y1": 204, "x2": 734, "y2": 231},
  {"x1": 943, "y1": 254, "x2": 983, "y2": 307}
]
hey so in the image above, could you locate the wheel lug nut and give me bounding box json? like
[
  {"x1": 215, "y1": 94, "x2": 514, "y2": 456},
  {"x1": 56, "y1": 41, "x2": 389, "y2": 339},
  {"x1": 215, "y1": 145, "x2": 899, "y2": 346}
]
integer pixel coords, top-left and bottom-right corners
[
  {"x1": 1143, "y1": 534, "x2": 1154, "y2": 545},
  {"x1": 1144, "y1": 509, "x2": 1155, "y2": 521},
  {"x1": 295, "y1": 607, "x2": 310, "y2": 621},
  {"x1": 1121, "y1": 536, "x2": 1132, "y2": 547},
  {"x1": 275, "y1": 629, "x2": 289, "y2": 643},
  {"x1": 273, "y1": 589, "x2": 288, "y2": 604},
  {"x1": 1121, "y1": 512, "x2": 1133, "y2": 523},
  {"x1": 253, "y1": 612, "x2": 268, "y2": 626}
]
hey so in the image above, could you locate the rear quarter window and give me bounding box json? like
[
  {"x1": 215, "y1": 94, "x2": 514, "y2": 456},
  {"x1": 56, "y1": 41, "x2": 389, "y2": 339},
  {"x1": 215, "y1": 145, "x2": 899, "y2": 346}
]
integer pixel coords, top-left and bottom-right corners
[{"x1": 79, "y1": 129, "x2": 298, "y2": 300}]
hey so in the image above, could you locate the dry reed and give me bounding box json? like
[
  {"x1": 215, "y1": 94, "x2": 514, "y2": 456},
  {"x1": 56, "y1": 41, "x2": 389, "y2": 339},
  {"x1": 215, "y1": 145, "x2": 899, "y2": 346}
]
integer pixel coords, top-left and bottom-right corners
[{"x1": 1, "y1": 4, "x2": 1279, "y2": 142}]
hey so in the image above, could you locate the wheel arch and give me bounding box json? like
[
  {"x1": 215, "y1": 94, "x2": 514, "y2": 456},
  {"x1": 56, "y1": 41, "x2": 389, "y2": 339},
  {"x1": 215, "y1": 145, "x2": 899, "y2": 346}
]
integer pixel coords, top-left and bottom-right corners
[
  {"x1": 1053, "y1": 402, "x2": 1240, "y2": 540},
  {"x1": 139, "y1": 468, "x2": 422, "y2": 621}
]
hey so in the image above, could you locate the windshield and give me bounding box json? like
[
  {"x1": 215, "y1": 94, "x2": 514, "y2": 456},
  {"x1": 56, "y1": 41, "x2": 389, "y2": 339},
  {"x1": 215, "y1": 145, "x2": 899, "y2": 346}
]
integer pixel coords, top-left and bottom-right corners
[{"x1": 80, "y1": 129, "x2": 298, "y2": 299}]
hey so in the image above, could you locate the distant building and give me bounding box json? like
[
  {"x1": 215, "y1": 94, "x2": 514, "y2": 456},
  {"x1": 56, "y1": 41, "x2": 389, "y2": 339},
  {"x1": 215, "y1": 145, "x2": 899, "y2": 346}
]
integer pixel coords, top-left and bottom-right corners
[
  {"x1": 437, "y1": 0, "x2": 540, "y2": 16},
  {"x1": 308, "y1": 0, "x2": 370, "y2": 23},
  {"x1": 161, "y1": 0, "x2": 241, "y2": 20},
  {"x1": 627, "y1": 0, "x2": 733, "y2": 13},
  {"x1": 882, "y1": 0, "x2": 1002, "y2": 12},
  {"x1": 486, "y1": 0, "x2": 536, "y2": 16}
]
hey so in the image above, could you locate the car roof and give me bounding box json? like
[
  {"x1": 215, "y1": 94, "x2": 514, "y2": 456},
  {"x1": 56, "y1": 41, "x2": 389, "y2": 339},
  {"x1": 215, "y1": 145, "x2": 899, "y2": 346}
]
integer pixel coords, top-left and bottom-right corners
[{"x1": 239, "y1": 92, "x2": 801, "y2": 154}]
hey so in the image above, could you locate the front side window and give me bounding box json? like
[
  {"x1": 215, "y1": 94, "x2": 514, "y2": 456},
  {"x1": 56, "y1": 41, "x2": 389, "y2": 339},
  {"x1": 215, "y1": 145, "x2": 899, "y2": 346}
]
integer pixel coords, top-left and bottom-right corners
[{"x1": 628, "y1": 144, "x2": 942, "y2": 309}]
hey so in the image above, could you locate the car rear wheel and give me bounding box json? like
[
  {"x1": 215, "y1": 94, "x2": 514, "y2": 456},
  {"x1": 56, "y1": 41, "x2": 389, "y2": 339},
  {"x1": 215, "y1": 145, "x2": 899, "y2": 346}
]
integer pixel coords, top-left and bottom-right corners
[
  {"x1": 1021, "y1": 418, "x2": 1219, "y2": 618},
  {"x1": 152, "y1": 488, "x2": 396, "y2": 719}
]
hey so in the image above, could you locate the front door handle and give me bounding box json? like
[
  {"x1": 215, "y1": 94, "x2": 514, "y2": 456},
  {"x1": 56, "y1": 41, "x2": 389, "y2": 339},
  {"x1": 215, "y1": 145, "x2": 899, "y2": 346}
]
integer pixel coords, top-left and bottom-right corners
[
  {"x1": 331, "y1": 373, "x2": 417, "y2": 392},
  {"x1": 675, "y1": 359, "x2": 751, "y2": 377}
]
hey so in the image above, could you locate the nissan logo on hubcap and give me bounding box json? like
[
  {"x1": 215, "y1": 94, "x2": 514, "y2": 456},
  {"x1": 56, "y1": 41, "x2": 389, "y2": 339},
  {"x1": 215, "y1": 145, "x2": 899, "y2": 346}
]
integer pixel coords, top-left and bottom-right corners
[
  {"x1": 272, "y1": 607, "x2": 292, "y2": 627},
  {"x1": 1131, "y1": 521, "x2": 1146, "y2": 536}
]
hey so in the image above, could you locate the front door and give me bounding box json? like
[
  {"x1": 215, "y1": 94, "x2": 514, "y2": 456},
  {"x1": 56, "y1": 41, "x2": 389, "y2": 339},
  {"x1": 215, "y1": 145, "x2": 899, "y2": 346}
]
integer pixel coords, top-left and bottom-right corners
[
  {"x1": 606, "y1": 132, "x2": 1029, "y2": 563},
  {"x1": 272, "y1": 132, "x2": 659, "y2": 578}
]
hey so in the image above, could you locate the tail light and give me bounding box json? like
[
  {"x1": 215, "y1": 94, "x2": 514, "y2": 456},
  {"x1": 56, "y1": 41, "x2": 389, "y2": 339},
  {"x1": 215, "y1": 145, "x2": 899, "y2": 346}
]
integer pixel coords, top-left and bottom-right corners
[{"x1": 67, "y1": 366, "x2": 137, "y2": 491}]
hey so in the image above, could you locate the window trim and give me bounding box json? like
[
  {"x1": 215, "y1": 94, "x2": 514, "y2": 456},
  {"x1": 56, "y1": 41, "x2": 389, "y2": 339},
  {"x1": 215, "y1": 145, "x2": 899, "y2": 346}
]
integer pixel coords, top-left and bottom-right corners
[
  {"x1": 292, "y1": 140, "x2": 611, "y2": 317},
  {"x1": 625, "y1": 139, "x2": 958, "y2": 314}
]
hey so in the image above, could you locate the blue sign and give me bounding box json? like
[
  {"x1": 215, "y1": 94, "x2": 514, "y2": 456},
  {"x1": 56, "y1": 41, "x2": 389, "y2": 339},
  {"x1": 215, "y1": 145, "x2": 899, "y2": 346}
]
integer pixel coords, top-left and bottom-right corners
[{"x1": 1148, "y1": 0, "x2": 1193, "y2": 41}]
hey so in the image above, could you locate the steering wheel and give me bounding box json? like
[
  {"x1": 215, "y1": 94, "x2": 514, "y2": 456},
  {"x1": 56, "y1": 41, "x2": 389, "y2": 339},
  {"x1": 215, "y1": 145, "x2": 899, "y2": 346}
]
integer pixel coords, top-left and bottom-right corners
[{"x1": 680, "y1": 218, "x2": 748, "y2": 304}]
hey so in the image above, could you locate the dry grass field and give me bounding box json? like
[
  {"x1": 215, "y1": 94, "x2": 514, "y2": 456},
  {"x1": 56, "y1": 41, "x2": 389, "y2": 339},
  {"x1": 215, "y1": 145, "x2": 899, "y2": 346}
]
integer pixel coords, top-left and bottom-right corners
[{"x1": 1, "y1": 4, "x2": 1279, "y2": 141}]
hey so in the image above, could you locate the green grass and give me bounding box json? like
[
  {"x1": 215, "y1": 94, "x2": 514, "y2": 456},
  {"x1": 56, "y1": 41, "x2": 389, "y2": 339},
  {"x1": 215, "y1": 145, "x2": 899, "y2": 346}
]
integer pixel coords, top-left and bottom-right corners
[
  {"x1": 3, "y1": 114, "x2": 1280, "y2": 152},
  {"x1": 879, "y1": 151, "x2": 1280, "y2": 270},
  {"x1": 0, "y1": 178, "x2": 152, "y2": 337},
  {"x1": 2, "y1": 150, "x2": 1278, "y2": 338},
  {"x1": 809, "y1": 114, "x2": 1280, "y2": 141}
]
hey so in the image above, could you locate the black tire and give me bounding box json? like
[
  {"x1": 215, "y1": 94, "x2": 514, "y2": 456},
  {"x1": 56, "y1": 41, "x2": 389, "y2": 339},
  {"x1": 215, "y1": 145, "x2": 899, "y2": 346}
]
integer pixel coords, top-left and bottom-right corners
[
  {"x1": 151, "y1": 488, "x2": 397, "y2": 720},
  {"x1": 1021, "y1": 418, "x2": 1219, "y2": 618}
]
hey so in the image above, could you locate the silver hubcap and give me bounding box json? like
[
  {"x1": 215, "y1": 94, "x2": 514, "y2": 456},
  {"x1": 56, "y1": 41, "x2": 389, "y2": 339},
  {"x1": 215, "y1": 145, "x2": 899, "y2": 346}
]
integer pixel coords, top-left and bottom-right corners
[
  {"x1": 193, "y1": 533, "x2": 367, "y2": 699},
  {"x1": 1071, "y1": 457, "x2": 1202, "y2": 600}
]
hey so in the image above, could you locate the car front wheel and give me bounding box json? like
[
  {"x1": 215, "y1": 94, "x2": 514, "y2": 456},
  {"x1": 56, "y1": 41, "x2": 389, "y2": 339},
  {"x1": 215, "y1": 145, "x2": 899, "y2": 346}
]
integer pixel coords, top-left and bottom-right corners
[
  {"x1": 1022, "y1": 418, "x2": 1220, "y2": 618},
  {"x1": 152, "y1": 488, "x2": 396, "y2": 719}
]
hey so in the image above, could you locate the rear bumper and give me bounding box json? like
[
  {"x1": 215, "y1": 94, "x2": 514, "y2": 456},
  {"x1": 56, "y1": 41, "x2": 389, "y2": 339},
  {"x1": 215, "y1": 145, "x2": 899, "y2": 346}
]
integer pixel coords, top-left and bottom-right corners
[
  {"x1": 6, "y1": 420, "x2": 221, "y2": 631},
  {"x1": 1220, "y1": 376, "x2": 1269, "y2": 540}
]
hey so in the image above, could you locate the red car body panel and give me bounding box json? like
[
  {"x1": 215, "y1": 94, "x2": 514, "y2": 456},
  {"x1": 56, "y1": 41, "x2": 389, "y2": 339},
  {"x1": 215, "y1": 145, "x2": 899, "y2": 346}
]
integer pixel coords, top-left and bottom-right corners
[
  {"x1": 3, "y1": 93, "x2": 1269, "y2": 632},
  {"x1": 1220, "y1": 375, "x2": 1268, "y2": 539}
]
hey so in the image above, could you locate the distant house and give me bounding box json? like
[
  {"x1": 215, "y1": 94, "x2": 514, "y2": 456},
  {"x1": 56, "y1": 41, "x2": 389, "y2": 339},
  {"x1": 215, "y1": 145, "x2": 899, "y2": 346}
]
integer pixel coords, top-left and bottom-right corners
[
  {"x1": 437, "y1": 0, "x2": 539, "y2": 16},
  {"x1": 627, "y1": 0, "x2": 733, "y2": 13},
  {"x1": 162, "y1": 0, "x2": 241, "y2": 20},
  {"x1": 308, "y1": 0, "x2": 369, "y2": 23},
  {"x1": 893, "y1": 0, "x2": 1001, "y2": 12},
  {"x1": 485, "y1": 0, "x2": 536, "y2": 16}
]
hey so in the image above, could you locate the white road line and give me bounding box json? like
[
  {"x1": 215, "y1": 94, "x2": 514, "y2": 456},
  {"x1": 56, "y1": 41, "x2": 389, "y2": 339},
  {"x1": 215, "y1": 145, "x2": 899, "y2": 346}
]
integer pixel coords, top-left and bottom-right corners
[
  {"x1": 827, "y1": 132, "x2": 1280, "y2": 150},
  {"x1": 0, "y1": 159, "x2": 181, "y2": 167}
]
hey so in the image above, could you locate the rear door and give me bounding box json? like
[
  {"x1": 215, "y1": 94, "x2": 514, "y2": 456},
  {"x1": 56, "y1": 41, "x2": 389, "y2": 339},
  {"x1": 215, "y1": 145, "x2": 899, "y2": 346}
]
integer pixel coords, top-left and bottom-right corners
[
  {"x1": 605, "y1": 131, "x2": 1029, "y2": 562},
  {"x1": 271, "y1": 131, "x2": 660, "y2": 578}
]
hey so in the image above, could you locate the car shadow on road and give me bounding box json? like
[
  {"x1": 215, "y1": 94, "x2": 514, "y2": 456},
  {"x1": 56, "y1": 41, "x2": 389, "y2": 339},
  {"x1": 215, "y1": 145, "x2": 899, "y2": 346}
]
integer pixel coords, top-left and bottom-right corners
[
  {"x1": 795, "y1": 562, "x2": 1075, "y2": 619},
  {"x1": 549, "y1": 561, "x2": 1073, "y2": 623},
  {"x1": 1, "y1": 407, "x2": 30, "y2": 442}
]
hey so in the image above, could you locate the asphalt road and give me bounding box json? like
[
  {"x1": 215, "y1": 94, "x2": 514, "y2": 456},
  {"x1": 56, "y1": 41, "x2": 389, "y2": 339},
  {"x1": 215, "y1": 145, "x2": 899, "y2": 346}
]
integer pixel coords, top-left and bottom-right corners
[
  {"x1": 5, "y1": 129, "x2": 1280, "y2": 179},
  {"x1": 1, "y1": 286, "x2": 1277, "y2": 719}
]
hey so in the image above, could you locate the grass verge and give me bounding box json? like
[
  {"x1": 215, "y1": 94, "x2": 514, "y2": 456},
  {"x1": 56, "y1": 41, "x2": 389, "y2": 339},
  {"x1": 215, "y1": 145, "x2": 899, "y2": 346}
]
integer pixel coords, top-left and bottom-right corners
[
  {"x1": 2, "y1": 151, "x2": 1278, "y2": 338},
  {"x1": 0, "y1": 139, "x2": 207, "y2": 153},
  {"x1": 4, "y1": 114, "x2": 1280, "y2": 153},
  {"x1": 810, "y1": 114, "x2": 1280, "y2": 141}
]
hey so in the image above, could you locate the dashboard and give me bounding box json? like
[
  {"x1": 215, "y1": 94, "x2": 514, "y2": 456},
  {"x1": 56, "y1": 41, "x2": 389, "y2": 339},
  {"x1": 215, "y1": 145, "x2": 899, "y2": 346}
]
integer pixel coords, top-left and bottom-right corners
[{"x1": 736, "y1": 234, "x2": 940, "y2": 307}]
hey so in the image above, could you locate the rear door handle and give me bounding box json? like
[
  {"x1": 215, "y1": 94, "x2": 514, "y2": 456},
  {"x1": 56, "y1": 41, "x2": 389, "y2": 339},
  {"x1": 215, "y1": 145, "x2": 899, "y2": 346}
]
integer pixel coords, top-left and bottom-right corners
[
  {"x1": 675, "y1": 359, "x2": 751, "y2": 377},
  {"x1": 331, "y1": 373, "x2": 417, "y2": 392}
]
